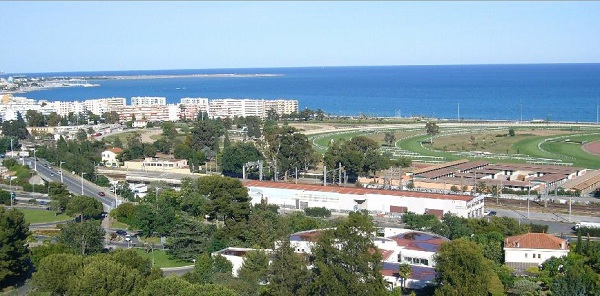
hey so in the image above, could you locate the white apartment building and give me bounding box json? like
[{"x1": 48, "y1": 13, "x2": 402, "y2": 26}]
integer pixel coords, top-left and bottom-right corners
[
  {"x1": 209, "y1": 99, "x2": 260, "y2": 118},
  {"x1": 265, "y1": 99, "x2": 299, "y2": 115},
  {"x1": 83, "y1": 98, "x2": 126, "y2": 115},
  {"x1": 180, "y1": 97, "x2": 210, "y2": 120},
  {"x1": 119, "y1": 105, "x2": 171, "y2": 122},
  {"x1": 0, "y1": 96, "x2": 65, "y2": 122},
  {"x1": 131, "y1": 96, "x2": 166, "y2": 106},
  {"x1": 180, "y1": 97, "x2": 209, "y2": 107}
]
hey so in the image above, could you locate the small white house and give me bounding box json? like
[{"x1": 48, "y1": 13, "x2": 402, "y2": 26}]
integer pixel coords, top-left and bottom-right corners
[
  {"x1": 101, "y1": 147, "x2": 123, "y2": 167},
  {"x1": 504, "y1": 233, "x2": 569, "y2": 271}
]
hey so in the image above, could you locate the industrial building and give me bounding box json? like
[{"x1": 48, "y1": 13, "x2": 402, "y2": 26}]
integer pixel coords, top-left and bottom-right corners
[{"x1": 244, "y1": 180, "x2": 485, "y2": 218}]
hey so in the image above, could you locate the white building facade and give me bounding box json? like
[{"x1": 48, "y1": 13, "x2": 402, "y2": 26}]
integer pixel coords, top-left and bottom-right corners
[
  {"x1": 131, "y1": 96, "x2": 166, "y2": 106},
  {"x1": 244, "y1": 181, "x2": 485, "y2": 218},
  {"x1": 504, "y1": 233, "x2": 570, "y2": 271}
]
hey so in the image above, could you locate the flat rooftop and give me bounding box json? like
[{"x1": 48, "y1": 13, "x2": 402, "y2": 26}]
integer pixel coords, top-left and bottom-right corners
[{"x1": 244, "y1": 180, "x2": 476, "y2": 202}]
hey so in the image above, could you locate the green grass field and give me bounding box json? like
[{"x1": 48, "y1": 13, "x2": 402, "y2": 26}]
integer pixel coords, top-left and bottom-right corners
[
  {"x1": 103, "y1": 131, "x2": 140, "y2": 145},
  {"x1": 309, "y1": 125, "x2": 600, "y2": 168},
  {"x1": 132, "y1": 248, "x2": 192, "y2": 268},
  {"x1": 17, "y1": 208, "x2": 71, "y2": 224},
  {"x1": 539, "y1": 133, "x2": 600, "y2": 168}
]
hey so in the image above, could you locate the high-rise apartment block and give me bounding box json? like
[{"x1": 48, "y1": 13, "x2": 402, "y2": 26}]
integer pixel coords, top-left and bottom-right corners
[{"x1": 131, "y1": 96, "x2": 166, "y2": 106}]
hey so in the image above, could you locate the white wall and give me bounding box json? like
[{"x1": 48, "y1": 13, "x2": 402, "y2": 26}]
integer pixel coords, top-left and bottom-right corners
[
  {"x1": 248, "y1": 186, "x2": 484, "y2": 218},
  {"x1": 504, "y1": 248, "x2": 569, "y2": 265}
]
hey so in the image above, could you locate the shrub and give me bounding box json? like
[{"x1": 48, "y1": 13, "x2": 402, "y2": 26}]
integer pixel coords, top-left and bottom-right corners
[{"x1": 304, "y1": 207, "x2": 331, "y2": 218}]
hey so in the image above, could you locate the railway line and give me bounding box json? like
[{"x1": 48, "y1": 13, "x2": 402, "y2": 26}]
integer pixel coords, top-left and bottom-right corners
[{"x1": 485, "y1": 197, "x2": 599, "y2": 217}]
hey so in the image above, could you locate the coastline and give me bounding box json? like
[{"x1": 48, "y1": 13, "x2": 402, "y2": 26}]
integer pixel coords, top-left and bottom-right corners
[
  {"x1": 0, "y1": 73, "x2": 283, "y2": 96},
  {"x1": 79, "y1": 73, "x2": 282, "y2": 80}
]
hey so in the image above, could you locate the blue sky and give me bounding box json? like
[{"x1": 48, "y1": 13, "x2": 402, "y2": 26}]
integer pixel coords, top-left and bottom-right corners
[{"x1": 1, "y1": 1, "x2": 599, "y2": 73}]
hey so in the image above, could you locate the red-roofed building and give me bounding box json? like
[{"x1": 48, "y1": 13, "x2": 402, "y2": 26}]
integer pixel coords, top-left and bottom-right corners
[
  {"x1": 244, "y1": 180, "x2": 485, "y2": 218},
  {"x1": 101, "y1": 147, "x2": 123, "y2": 167},
  {"x1": 504, "y1": 233, "x2": 569, "y2": 270}
]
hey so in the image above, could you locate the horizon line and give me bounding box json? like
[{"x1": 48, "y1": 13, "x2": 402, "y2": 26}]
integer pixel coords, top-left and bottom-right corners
[{"x1": 3, "y1": 62, "x2": 600, "y2": 76}]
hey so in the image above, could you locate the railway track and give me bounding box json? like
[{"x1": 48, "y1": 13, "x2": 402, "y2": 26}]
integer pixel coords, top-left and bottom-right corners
[{"x1": 484, "y1": 197, "x2": 599, "y2": 217}]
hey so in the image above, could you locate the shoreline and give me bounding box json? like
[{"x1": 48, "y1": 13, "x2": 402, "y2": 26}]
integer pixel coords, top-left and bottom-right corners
[{"x1": 88, "y1": 73, "x2": 283, "y2": 80}]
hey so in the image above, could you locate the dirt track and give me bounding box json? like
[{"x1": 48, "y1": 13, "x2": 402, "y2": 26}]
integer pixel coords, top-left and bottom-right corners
[{"x1": 583, "y1": 140, "x2": 600, "y2": 156}]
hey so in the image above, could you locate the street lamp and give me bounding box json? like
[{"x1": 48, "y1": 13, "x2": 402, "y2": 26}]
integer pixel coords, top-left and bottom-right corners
[
  {"x1": 81, "y1": 172, "x2": 86, "y2": 195},
  {"x1": 33, "y1": 149, "x2": 37, "y2": 171},
  {"x1": 59, "y1": 161, "x2": 65, "y2": 183}
]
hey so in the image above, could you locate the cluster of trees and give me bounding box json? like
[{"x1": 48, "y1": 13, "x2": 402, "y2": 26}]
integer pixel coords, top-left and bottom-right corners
[
  {"x1": 1, "y1": 158, "x2": 55, "y2": 193},
  {"x1": 23, "y1": 109, "x2": 121, "y2": 128},
  {"x1": 179, "y1": 211, "x2": 389, "y2": 296},
  {"x1": 31, "y1": 247, "x2": 237, "y2": 296},
  {"x1": 35, "y1": 135, "x2": 105, "y2": 184},
  {"x1": 0, "y1": 208, "x2": 30, "y2": 288},
  {"x1": 1, "y1": 113, "x2": 29, "y2": 139},
  {"x1": 47, "y1": 182, "x2": 104, "y2": 219},
  {"x1": 110, "y1": 176, "x2": 330, "y2": 261},
  {"x1": 324, "y1": 136, "x2": 409, "y2": 182}
]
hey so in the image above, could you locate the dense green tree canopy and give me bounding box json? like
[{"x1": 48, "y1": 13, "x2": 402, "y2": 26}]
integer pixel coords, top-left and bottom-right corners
[
  {"x1": 0, "y1": 207, "x2": 30, "y2": 288},
  {"x1": 189, "y1": 119, "x2": 224, "y2": 158},
  {"x1": 221, "y1": 142, "x2": 263, "y2": 178},
  {"x1": 165, "y1": 217, "x2": 217, "y2": 261},
  {"x1": 1, "y1": 113, "x2": 29, "y2": 139},
  {"x1": 58, "y1": 220, "x2": 106, "y2": 255},
  {"x1": 267, "y1": 238, "x2": 310, "y2": 296},
  {"x1": 307, "y1": 211, "x2": 388, "y2": 295},
  {"x1": 32, "y1": 253, "x2": 85, "y2": 295},
  {"x1": 324, "y1": 136, "x2": 390, "y2": 181},
  {"x1": 65, "y1": 195, "x2": 103, "y2": 219},
  {"x1": 434, "y1": 239, "x2": 494, "y2": 296},
  {"x1": 265, "y1": 126, "x2": 317, "y2": 180},
  {"x1": 195, "y1": 175, "x2": 251, "y2": 226},
  {"x1": 67, "y1": 256, "x2": 144, "y2": 296}
]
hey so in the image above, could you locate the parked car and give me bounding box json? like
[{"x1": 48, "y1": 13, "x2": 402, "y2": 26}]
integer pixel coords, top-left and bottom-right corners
[{"x1": 115, "y1": 229, "x2": 127, "y2": 236}]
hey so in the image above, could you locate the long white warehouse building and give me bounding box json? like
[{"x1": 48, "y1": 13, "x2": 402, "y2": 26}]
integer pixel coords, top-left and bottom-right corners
[{"x1": 244, "y1": 181, "x2": 485, "y2": 218}]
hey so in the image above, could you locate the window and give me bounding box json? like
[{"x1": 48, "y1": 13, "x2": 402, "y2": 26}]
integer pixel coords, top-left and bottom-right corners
[
  {"x1": 538, "y1": 254, "x2": 541, "y2": 259},
  {"x1": 525, "y1": 253, "x2": 528, "y2": 258}
]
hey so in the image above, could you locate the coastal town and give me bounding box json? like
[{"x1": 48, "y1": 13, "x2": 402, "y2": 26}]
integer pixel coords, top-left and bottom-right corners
[{"x1": 2, "y1": 2, "x2": 600, "y2": 296}]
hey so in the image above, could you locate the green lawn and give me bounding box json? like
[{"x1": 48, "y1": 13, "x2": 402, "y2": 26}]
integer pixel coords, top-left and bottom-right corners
[
  {"x1": 110, "y1": 219, "x2": 131, "y2": 230},
  {"x1": 17, "y1": 208, "x2": 71, "y2": 224},
  {"x1": 540, "y1": 133, "x2": 600, "y2": 168},
  {"x1": 132, "y1": 248, "x2": 192, "y2": 268}
]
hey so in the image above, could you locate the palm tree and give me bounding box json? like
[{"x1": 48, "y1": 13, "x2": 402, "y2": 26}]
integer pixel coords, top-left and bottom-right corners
[{"x1": 397, "y1": 263, "x2": 412, "y2": 290}]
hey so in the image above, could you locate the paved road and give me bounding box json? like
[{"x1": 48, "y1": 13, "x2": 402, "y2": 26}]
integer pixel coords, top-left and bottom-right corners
[{"x1": 29, "y1": 158, "x2": 118, "y2": 211}]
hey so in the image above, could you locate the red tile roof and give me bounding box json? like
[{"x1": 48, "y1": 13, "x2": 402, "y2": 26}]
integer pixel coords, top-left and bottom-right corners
[
  {"x1": 379, "y1": 249, "x2": 395, "y2": 261},
  {"x1": 244, "y1": 180, "x2": 475, "y2": 202},
  {"x1": 505, "y1": 233, "x2": 568, "y2": 250},
  {"x1": 107, "y1": 147, "x2": 123, "y2": 154},
  {"x1": 389, "y1": 231, "x2": 448, "y2": 252}
]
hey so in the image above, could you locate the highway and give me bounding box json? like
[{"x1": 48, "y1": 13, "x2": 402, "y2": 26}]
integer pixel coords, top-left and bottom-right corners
[{"x1": 27, "y1": 158, "x2": 118, "y2": 210}]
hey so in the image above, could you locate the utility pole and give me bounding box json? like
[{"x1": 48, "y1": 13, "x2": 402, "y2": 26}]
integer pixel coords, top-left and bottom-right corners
[
  {"x1": 338, "y1": 163, "x2": 342, "y2": 186},
  {"x1": 60, "y1": 161, "x2": 65, "y2": 183},
  {"x1": 80, "y1": 172, "x2": 86, "y2": 195},
  {"x1": 295, "y1": 167, "x2": 298, "y2": 184},
  {"x1": 323, "y1": 165, "x2": 326, "y2": 186},
  {"x1": 457, "y1": 99, "x2": 460, "y2": 122}
]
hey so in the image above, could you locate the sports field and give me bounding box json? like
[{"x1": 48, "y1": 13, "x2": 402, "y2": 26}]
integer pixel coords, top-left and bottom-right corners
[{"x1": 307, "y1": 123, "x2": 600, "y2": 168}]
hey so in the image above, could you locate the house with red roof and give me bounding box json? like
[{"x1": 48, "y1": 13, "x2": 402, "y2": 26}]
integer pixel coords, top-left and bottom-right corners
[
  {"x1": 101, "y1": 147, "x2": 123, "y2": 167},
  {"x1": 504, "y1": 233, "x2": 569, "y2": 271}
]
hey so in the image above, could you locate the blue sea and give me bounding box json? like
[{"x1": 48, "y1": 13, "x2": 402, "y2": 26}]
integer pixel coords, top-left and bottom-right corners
[{"x1": 5, "y1": 64, "x2": 600, "y2": 122}]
